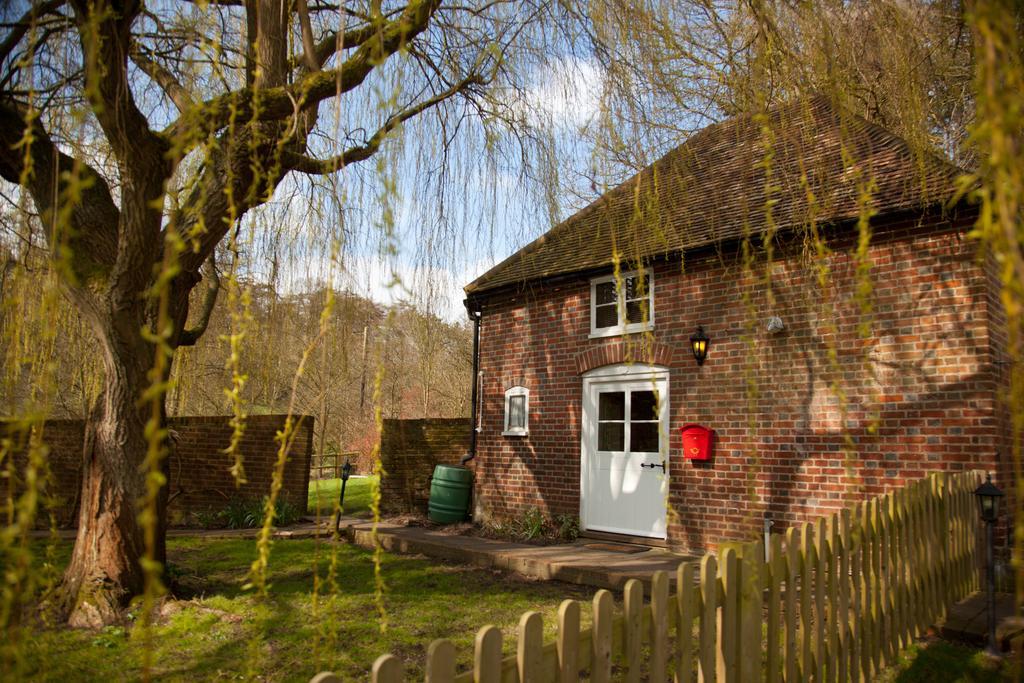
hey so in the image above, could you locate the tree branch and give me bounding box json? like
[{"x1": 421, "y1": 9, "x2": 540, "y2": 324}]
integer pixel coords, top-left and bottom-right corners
[
  {"x1": 69, "y1": 1, "x2": 168, "y2": 168},
  {"x1": 284, "y1": 73, "x2": 483, "y2": 174},
  {"x1": 69, "y1": 0, "x2": 173, "y2": 302},
  {"x1": 244, "y1": 0, "x2": 256, "y2": 85},
  {"x1": 296, "y1": 0, "x2": 320, "y2": 72},
  {"x1": 171, "y1": 135, "x2": 273, "y2": 275},
  {"x1": 289, "y1": 14, "x2": 401, "y2": 71},
  {"x1": 0, "y1": 0, "x2": 67, "y2": 68},
  {"x1": 177, "y1": 253, "x2": 220, "y2": 346},
  {"x1": 168, "y1": 0, "x2": 442, "y2": 151},
  {"x1": 0, "y1": 99, "x2": 119, "y2": 286},
  {"x1": 130, "y1": 46, "x2": 194, "y2": 112},
  {"x1": 168, "y1": 0, "x2": 452, "y2": 279}
]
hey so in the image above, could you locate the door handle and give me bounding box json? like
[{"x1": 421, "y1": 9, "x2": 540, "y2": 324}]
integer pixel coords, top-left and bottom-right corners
[{"x1": 641, "y1": 461, "x2": 666, "y2": 472}]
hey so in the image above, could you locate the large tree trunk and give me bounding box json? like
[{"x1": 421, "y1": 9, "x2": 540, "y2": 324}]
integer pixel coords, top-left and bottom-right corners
[
  {"x1": 58, "y1": 308, "x2": 157, "y2": 628},
  {"x1": 0, "y1": 0, "x2": 453, "y2": 633}
]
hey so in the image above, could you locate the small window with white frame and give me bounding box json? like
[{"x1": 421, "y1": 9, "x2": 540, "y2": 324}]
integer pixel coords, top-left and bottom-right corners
[
  {"x1": 503, "y1": 386, "x2": 529, "y2": 436},
  {"x1": 590, "y1": 268, "x2": 654, "y2": 337}
]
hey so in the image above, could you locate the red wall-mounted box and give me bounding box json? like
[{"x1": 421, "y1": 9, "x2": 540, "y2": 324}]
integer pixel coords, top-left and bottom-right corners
[{"x1": 680, "y1": 424, "x2": 714, "y2": 461}]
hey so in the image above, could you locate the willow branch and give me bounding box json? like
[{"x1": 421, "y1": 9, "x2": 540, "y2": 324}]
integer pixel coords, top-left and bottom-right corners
[
  {"x1": 178, "y1": 254, "x2": 221, "y2": 347},
  {"x1": 0, "y1": 100, "x2": 119, "y2": 285},
  {"x1": 0, "y1": 0, "x2": 67, "y2": 67},
  {"x1": 70, "y1": 1, "x2": 168, "y2": 170},
  {"x1": 296, "y1": 0, "x2": 320, "y2": 72},
  {"x1": 131, "y1": 47, "x2": 194, "y2": 112},
  {"x1": 291, "y1": 4, "x2": 409, "y2": 72},
  {"x1": 168, "y1": 0, "x2": 441, "y2": 150},
  {"x1": 288, "y1": 21, "x2": 382, "y2": 71},
  {"x1": 285, "y1": 74, "x2": 482, "y2": 174}
]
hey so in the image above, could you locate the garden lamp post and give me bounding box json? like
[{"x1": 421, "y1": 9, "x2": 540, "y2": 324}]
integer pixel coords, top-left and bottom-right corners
[
  {"x1": 974, "y1": 472, "x2": 1004, "y2": 655},
  {"x1": 334, "y1": 458, "x2": 354, "y2": 534}
]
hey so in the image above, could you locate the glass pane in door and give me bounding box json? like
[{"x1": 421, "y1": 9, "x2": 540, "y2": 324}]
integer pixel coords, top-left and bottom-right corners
[
  {"x1": 599, "y1": 392, "x2": 625, "y2": 420},
  {"x1": 630, "y1": 422, "x2": 659, "y2": 452},
  {"x1": 598, "y1": 423, "x2": 625, "y2": 451},
  {"x1": 597, "y1": 391, "x2": 625, "y2": 451},
  {"x1": 630, "y1": 391, "x2": 658, "y2": 420}
]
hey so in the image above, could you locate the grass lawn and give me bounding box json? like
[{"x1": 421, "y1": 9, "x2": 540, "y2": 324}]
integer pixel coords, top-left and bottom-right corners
[
  {"x1": 879, "y1": 639, "x2": 1013, "y2": 682},
  {"x1": 17, "y1": 537, "x2": 596, "y2": 682},
  {"x1": 308, "y1": 475, "x2": 376, "y2": 517}
]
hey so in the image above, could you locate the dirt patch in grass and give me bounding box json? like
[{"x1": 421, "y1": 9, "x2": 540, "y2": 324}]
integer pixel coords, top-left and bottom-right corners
[{"x1": 158, "y1": 599, "x2": 244, "y2": 625}]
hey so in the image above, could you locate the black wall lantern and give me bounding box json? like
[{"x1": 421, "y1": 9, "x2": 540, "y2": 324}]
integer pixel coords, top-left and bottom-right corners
[
  {"x1": 974, "y1": 471, "x2": 1005, "y2": 654},
  {"x1": 690, "y1": 326, "x2": 710, "y2": 366},
  {"x1": 975, "y1": 472, "x2": 1004, "y2": 523}
]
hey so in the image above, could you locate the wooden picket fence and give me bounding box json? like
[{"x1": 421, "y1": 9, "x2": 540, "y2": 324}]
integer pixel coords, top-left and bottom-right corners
[
  {"x1": 310, "y1": 451, "x2": 361, "y2": 479},
  {"x1": 310, "y1": 470, "x2": 983, "y2": 682}
]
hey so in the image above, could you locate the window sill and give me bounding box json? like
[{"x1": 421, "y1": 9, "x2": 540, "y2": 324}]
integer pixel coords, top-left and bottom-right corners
[
  {"x1": 588, "y1": 323, "x2": 654, "y2": 340},
  {"x1": 502, "y1": 430, "x2": 529, "y2": 437}
]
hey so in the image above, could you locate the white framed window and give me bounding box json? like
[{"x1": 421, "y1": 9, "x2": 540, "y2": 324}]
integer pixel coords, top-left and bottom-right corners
[
  {"x1": 590, "y1": 268, "x2": 654, "y2": 338},
  {"x1": 503, "y1": 386, "x2": 529, "y2": 436}
]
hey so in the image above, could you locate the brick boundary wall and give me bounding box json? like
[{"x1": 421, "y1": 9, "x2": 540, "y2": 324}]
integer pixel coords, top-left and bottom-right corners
[
  {"x1": 379, "y1": 418, "x2": 472, "y2": 515},
  {"x1": 2, "y1": 414, "x2": 314, "y2": 527}
]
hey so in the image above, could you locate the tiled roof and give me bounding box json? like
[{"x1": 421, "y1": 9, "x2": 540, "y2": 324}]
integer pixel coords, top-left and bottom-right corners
[{"x1": 465, "y1": 96, "x2": 966, "y2": 296}]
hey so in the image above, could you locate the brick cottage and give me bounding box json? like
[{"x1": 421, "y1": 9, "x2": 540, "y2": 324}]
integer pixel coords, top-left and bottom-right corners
[{"x1": 462, "y1": 96, "x2": 1011, "y2": 554}]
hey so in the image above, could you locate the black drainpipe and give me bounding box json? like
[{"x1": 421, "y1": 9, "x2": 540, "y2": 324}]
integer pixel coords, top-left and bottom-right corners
[{"x1": 460, "y1": 300, "x2": 482, "y2": 466}]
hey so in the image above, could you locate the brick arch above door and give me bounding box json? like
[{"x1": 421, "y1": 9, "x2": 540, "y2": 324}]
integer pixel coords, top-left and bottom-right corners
[{"x1": 574, "y1": 340, "x2": 679, "y2": 375}]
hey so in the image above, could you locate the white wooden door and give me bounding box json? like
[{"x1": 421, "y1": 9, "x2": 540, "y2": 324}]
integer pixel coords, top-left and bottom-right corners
[{"x1": 581, "y1": 366, "x2": 668, "y2": 538}]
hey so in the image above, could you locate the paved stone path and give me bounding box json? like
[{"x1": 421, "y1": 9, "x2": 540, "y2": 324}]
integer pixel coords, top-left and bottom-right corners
[
  {"x1": 937, "y1": 590, "x2": 1024, "y2": 653},
  {"x1": 340, "y1": 518, "x2": 697, "y2": 592}
]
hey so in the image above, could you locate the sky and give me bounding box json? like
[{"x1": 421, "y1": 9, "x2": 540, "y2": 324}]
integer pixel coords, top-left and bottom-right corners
[
  {"x1": 0, "y1": 2, "x2": 615, "y2": 324},
  {"x1": 244, "y1": 53, "x2": 609, "y2": 323}
]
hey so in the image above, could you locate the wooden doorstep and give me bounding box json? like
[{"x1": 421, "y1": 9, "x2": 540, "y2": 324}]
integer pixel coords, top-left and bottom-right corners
[{"x1": 580, "y1": 529, "x2": 668, "y2": 548}]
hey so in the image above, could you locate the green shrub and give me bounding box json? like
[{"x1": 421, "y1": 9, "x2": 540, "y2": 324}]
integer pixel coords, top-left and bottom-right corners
[
  {"x1": 516, "y1": 507, "x2": 546, "y2": 540},
  {"x1": 485, "y1": 509, "x2": 581, "y2": 544},
  {"x1": 274, "y1": 499, "x2": 302, "y2": 526},
  {"x1": 554, "y1": 514, "x2": 580, "y2": 541},
  {"x1": 221, "y1": 498, "x2": 262, "y2": 529},
  {"x1": 215, "y1": 497, "x2": 304, "y2": 529},
  {"x1": 192, "y1": 509, "x2": 226, "y2": 529}
]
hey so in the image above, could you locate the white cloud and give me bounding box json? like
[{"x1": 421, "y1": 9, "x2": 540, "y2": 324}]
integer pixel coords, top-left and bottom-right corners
[
  {"x1": 334, "y1": 255, "x2": 498, "y2": 323},
  {"x1": 526, "y1": 56, "x2": 605, "y2": 130},
  {"x1": 266, "y1": 246, "x2": 497, "y2": 324}
]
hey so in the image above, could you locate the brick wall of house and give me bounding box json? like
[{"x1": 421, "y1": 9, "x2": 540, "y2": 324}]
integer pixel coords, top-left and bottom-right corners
[
  {"x1": 379, "y1": 418, "x2": 473, "y2": 514},
  {"x1": 2, "y1": 414, "x2": 314, "y2": 527},
  {"x1": 472, "y1": 211, "x2": 1010, "y2": 554},
  {"x1": 984, "y1": 250, "x2": 1015, "y2": 551}
]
